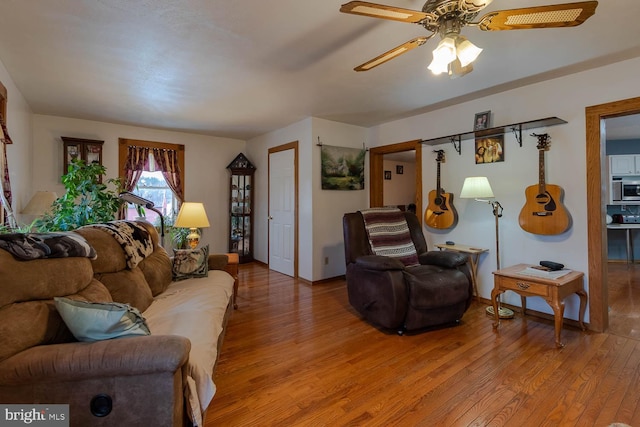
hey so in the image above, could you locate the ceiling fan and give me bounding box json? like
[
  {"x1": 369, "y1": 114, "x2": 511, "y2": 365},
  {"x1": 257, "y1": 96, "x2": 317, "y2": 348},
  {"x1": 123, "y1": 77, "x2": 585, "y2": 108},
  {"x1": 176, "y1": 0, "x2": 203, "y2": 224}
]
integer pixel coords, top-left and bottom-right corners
[{"x1": 340, "y1": 0, "x2": 598, "y2": 76}]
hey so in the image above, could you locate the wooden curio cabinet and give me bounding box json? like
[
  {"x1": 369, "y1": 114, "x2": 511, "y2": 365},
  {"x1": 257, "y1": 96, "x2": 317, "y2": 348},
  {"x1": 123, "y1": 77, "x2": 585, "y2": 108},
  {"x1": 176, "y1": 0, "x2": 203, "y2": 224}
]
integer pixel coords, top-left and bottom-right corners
[
  {"x1": 227, "y1": 153, "x2": 256, "y2": 263},
  {"x1": 61, "y1": 136, "x2": 104, "y2": 173}
]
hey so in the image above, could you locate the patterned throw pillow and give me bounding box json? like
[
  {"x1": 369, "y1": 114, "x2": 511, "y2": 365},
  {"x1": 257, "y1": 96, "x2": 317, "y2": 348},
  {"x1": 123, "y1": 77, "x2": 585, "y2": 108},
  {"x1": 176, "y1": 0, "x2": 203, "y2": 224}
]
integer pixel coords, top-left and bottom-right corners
[{"x1": 172, "y1": 245, "x2": 209, "y2": 281}]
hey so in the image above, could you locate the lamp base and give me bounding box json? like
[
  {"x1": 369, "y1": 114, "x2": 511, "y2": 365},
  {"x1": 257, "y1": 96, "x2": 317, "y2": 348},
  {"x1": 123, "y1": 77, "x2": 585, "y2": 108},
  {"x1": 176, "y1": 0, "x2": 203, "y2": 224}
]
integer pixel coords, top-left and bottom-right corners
[
  {"x1": 186, "y1": 228, "x2": 201, "y2": 249},
  {"x1": 486, "y1": 305, "x2": 514, "y2": 319}
]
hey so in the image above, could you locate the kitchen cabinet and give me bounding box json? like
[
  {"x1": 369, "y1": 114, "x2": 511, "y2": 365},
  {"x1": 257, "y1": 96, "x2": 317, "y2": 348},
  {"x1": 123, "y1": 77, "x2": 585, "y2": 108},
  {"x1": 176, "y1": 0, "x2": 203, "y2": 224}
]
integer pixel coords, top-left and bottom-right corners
[{"x1": 610, "y1": 154, "x2": 640, "y2": 175}]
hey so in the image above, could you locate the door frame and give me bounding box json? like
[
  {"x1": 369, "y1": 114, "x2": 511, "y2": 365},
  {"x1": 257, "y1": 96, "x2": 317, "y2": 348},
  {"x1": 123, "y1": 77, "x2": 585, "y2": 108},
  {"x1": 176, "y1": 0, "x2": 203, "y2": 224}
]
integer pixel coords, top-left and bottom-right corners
[
  {"x1": 369, "y1": 140, "x2": 422, "y2": 224},
  {"x1": 268, "y1": 141, "x2": 299, "y2": 278},
  {"x1": 586, "y1": 96, "x2": 640, "y2": 332}
]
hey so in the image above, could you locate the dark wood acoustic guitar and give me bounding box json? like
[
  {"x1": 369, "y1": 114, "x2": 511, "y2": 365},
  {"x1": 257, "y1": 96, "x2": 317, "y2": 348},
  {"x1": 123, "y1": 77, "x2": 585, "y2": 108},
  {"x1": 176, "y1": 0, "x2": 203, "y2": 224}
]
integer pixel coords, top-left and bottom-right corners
[
  {"x1": 425, "y1": 150, "x2": 457, "y2": 229},
  {"x1": 518, "y1": 133, "x2": 571, "y2": 235}
]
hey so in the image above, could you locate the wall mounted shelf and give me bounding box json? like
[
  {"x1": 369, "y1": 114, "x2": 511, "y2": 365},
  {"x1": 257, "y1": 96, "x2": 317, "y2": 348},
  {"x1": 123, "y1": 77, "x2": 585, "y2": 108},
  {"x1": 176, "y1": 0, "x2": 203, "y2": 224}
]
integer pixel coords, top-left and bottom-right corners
[{"x1": 420, "y1": 116, "x2": 567, "y2": 154}]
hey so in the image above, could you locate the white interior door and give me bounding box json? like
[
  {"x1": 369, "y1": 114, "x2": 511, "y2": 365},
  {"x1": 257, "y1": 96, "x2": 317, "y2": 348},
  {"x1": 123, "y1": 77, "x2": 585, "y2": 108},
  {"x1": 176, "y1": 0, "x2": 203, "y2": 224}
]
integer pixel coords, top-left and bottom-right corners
[{"x1": 269, "y1": 149, "x2": 295, "y2": 276}]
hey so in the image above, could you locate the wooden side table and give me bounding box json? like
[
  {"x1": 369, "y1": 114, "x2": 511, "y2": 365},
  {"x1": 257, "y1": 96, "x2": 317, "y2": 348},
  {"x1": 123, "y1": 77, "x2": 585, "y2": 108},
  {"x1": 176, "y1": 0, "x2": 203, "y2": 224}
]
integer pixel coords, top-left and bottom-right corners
[
  {"x1": 435, "y1": 243, "x2": 488, "y2": 297},
  {"x1": 491, "y1": 263, "x2": 587, "y2": 348}
]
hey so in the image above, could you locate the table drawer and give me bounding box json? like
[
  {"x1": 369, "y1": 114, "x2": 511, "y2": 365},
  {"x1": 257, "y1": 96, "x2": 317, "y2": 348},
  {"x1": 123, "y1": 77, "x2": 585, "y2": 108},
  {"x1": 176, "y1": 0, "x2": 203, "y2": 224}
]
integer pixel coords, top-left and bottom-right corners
[{"x1": 496, "y1": 276, "x2": 549, "y2": 296}]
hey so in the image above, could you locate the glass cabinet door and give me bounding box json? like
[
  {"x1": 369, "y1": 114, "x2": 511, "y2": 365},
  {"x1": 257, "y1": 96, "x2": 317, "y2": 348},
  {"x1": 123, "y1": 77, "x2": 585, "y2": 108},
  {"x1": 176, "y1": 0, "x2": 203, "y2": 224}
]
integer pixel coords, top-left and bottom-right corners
[
  {"x1": 227, "y1": 153, "x2": 255, "y2": 263},
  {"x1": 230, "y1": 174, "x2": 251, "y2": 258}
]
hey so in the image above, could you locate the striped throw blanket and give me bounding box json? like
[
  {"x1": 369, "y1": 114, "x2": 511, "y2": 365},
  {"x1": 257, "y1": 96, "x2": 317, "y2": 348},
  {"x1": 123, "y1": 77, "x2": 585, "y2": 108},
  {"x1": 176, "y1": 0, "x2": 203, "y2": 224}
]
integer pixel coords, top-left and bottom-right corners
[{"x1": 360, "y1": 207, "x2": 419, "y2": 267}]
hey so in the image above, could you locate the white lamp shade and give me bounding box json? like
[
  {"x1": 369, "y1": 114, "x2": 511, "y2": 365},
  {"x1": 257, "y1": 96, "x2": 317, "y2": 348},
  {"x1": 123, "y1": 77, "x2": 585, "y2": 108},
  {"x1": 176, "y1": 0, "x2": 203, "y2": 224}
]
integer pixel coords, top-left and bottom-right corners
[
  {"x1": 456, "y1": 37, "x2": 482, "y2": 67},
  {"x1": 174, "y1": 202, "x2": 210, "y2": 228},
  {"x1": 21, "y1": 191, "x2": 58, "y2": 215},
  {"x1": 428, "y1": 37, "x2": 456, "y2": 74},
  {"x1": 460, "y1": 177, "x2": 495, "y2": 199}
]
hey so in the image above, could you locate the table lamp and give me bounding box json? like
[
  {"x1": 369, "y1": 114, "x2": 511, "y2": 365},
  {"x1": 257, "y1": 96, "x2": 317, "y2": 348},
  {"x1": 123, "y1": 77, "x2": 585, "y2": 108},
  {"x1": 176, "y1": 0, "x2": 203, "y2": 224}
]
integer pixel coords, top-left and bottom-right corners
[
  {"x1": 174, "y1": 202, "x2": 210, "y2": 249},
  {"x1": 460, "y1": 176, "x2": 514, "y2": 319}
]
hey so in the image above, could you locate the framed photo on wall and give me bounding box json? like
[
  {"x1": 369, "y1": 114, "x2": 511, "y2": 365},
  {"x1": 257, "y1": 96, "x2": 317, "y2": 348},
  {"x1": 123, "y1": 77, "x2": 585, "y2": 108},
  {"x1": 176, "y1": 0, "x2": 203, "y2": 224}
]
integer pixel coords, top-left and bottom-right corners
[
  {"x1": 384, "y1": 170, "x2": 392, "y2": 180},
  {"x1": 475, "y1": 135, "x2": 504, "y2": 164},
  {"x1": 474, "y1": 110, "x2": 491, "y2": 130},
  {"x1": 396, "y1": 165, "x2": 403, "y2": 175}
]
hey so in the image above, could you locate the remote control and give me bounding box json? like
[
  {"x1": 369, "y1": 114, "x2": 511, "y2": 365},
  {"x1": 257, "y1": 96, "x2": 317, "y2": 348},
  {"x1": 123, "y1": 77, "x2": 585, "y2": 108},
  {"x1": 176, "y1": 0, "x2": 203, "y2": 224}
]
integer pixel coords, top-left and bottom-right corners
[{"x1": 540, "y1": 260, "x2": 564, "y2": 271}]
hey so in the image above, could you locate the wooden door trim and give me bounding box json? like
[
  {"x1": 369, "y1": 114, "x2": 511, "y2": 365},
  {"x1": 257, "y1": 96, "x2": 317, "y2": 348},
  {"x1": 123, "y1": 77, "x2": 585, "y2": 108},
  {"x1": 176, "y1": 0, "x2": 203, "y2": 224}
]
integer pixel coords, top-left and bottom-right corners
[
  {"x1": 268, "y1": 141, "x2": 299, "y2": 278},
  {"x1": 369, "y1": 140, "x2": 422, "y2": 224},
  {"x1": 586, "y1": 96, "x2": 640, "y2": 332}
]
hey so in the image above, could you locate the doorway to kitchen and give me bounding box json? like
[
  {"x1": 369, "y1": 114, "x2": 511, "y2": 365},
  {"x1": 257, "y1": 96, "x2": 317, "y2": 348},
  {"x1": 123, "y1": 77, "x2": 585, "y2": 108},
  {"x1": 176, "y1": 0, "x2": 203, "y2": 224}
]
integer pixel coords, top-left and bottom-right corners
[
  {"x1": 604, "y1": 113, "x2": 640, "y2": 340},
  {"x1": 369, "y1": 140, "x2": 423, "y2": 224},
  {"x1": 586, "y1": 96, "x2": 640, "y2": 334}
]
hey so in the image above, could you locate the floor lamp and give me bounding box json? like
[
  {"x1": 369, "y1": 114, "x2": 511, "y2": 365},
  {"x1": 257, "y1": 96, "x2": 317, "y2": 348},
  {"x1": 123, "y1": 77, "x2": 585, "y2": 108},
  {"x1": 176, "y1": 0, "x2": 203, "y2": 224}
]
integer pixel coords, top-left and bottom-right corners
[
  {"x1": 119, "y1": 192, "x2": 165, "y2": 248},
  {"x1": 460, "y1": 177, "x2": 514, "y2": 319}
]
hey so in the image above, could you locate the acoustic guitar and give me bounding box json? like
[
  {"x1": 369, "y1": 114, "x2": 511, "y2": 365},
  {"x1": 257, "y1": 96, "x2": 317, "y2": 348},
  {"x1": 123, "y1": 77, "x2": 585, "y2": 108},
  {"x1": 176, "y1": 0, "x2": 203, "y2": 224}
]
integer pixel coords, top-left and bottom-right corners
[
  {"x1": 425, "y1": 150, "x2": 457, "y2": 229},
  {"x1": 518, "y1": 133, "x2": 571, "y2": 235}
]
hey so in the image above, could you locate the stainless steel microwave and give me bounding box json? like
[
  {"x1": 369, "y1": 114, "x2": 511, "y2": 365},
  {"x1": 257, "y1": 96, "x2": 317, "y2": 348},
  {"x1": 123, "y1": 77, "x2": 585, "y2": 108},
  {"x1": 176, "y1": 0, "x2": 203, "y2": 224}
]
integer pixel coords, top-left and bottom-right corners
[{"x1": 613, "y1": 179, "x2": 640, "y2": 201}]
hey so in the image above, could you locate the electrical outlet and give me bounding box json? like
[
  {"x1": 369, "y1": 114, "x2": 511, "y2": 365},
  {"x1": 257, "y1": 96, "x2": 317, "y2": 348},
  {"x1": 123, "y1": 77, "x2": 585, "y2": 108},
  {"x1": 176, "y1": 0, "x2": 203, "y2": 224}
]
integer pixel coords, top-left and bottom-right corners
[
  {"x1": 622, "y1": 205, "x2": 627, "y2": 212},
  {"x1": 324, "y1": 257, "x2": 329, "y2": 265}
]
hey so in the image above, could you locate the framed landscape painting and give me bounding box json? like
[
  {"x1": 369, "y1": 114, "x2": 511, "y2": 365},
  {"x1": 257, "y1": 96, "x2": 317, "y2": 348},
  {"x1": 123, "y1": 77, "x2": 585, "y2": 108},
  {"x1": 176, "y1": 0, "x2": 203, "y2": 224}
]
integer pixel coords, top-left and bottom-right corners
[{"x1": 321, "y1": 145, "x2": 365, "y2": 190}]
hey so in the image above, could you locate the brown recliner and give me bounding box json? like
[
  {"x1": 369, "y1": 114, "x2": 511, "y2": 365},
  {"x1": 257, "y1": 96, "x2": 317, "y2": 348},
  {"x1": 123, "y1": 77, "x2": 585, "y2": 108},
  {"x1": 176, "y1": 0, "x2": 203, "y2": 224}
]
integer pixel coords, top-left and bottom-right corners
[{"x1": 343, "y1": 211, "x2": 473, "y2": 334}]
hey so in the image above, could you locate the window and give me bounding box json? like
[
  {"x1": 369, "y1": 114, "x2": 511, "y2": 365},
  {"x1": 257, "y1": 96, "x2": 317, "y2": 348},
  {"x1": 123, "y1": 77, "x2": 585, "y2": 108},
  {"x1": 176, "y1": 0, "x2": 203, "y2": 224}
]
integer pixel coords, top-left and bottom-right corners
[
  {"x1": 124, "y1": 170, "x2": 177, "y2": 223},
  {"x1": 118, "y1": 138, "x2": 185, "y2": 224}
]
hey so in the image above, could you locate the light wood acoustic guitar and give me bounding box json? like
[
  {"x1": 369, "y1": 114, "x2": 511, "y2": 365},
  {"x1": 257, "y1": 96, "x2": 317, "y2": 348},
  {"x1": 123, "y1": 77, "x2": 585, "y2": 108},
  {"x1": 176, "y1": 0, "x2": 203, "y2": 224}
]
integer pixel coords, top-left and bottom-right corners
[
  {"x1": 425, "y1": 150, "x2": 457, "y2": 229},
  {"x1": 518, "y1": 133, "x2": 571, "y2": 235}
]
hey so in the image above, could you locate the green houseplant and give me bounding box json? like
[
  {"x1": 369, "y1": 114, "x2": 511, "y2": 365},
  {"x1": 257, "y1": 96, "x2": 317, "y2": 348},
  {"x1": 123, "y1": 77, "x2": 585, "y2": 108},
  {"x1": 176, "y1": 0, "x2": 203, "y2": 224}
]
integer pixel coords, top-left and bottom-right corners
[{"x1": 35, "y1": 159, "x2": 123, "y2": 231}]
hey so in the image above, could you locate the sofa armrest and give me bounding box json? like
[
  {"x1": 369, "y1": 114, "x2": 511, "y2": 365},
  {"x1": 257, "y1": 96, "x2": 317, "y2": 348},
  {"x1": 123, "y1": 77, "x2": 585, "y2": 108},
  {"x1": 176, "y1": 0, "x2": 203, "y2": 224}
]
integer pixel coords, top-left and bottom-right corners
[
  {"x1": 354, "y1": 255, "x2": 405, "y2": 271},
  {"x1": 0, "y1": 335, "x2": 190, "y2": 385},
  {"x1": 420, "y1": 251, "x2": 468, "y2": 268},
  {"x1": 215, "y1": 253, "x2": 239, "y2": 309}
]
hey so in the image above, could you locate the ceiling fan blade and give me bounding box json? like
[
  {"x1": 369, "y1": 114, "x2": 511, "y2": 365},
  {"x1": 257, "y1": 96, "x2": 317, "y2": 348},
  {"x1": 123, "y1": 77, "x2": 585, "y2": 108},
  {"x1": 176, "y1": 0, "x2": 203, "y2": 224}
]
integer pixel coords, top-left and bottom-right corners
[
  {"x1": 354, "y1": 36, "x2": 431, "y2": 71},
  {"x1": 340, "y1": 1, "x2": 428, "y2": 23},
  {"x1": 477, "y1": 1, "x2": 598, "y2": 31}
]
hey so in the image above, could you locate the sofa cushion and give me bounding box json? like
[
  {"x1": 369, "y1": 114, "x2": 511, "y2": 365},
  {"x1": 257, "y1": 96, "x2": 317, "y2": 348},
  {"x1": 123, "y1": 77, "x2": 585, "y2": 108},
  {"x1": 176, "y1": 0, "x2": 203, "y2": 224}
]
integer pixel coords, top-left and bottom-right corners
[
  {"x1": 95, "y1": 267, "x2": 154, "y2": 312},
  {"x1": 0, "y1": 249, "x2": 95, "y2": 308},
  {"x1": 74, "y1": 227, "x2": 128, "y2": 273},
  {"x1": 144, "y1": 270, "x2": 234, "y2": 426},
  {"x1": 54, "y1": 297, "x2": 151, "y2": 342},
  {"x1": 0, "y1": 278, "x2": 112, "y2": 363},
  {"x1": 172, "y1": 245, "x2": 209, "y2": 281},
  {"x1": 138, "y1": 247, "x2": 173, "y2": 296}
]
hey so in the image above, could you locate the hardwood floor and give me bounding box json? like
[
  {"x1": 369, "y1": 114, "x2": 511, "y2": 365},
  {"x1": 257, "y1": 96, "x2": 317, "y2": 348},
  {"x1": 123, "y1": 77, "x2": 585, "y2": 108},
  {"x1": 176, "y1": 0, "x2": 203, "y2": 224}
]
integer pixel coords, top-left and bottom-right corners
[
  {"x1": 206, "y1": 263, "x2": 640, "y2": 426},
  {"x1": 608, "y1": 262, "x2": 640, "y2": 341}
]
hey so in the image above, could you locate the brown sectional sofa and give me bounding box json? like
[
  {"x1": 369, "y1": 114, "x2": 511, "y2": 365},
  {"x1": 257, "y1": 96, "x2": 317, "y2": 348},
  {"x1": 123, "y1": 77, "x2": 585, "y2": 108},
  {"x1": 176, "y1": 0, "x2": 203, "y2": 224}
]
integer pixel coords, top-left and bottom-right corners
[{"x1": 0, "y1": 220, "x2": 237, "y2": 427}]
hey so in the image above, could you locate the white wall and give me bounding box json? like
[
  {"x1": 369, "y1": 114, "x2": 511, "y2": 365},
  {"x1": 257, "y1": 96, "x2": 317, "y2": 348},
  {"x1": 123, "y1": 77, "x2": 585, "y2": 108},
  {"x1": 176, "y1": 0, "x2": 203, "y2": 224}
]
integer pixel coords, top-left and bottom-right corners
[
  {"x1": 0, "y1": 58, "x2": 33, "y2": 220},
  {"x1": 247, "y1": 118, "x2": 313, "y2": 279},
  {"x1": 366, "y1": 56, "x2": 640, "y2": 323},
  {"x1": 247, "y1": 117, "x2": 368, "y2": 282},
  {"x1": 311, "y1": 118, "x2": 368, "y2": 281},
  {"x1": 30, "y1": 115, "x2": 245, "y2": 253},
  {"x1": 383, "y1": 159, "x2": 416, "y2": 207}
]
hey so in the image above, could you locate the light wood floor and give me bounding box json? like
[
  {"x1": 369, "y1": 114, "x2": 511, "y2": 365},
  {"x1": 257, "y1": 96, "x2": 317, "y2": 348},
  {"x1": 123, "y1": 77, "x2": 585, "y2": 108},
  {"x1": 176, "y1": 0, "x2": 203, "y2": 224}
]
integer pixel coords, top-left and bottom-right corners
[
  {"x1": 608, "y1": 262, "x2": 640, "y2": 341},
  {"x1": 206, "y1": 262, "x2": 640, "y2": 426}
]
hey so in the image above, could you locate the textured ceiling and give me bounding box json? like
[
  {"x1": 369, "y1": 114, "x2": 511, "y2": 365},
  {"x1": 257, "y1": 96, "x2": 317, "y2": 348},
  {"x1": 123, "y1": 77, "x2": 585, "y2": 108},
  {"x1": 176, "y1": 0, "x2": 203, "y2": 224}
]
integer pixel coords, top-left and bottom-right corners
[{"x1": 0, "y1": 0, "x2": 639, "y2": 140}]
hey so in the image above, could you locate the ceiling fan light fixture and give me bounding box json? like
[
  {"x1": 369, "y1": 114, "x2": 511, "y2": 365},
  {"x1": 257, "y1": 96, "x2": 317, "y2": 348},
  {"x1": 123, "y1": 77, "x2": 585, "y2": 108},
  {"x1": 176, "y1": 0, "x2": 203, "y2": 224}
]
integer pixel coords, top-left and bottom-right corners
[
  {"x1": 428, "y1": 36, "x2": 456, "y2": 74},
  {"x1": 456, "y1": 36, "x2": 482, "y2": 67}
]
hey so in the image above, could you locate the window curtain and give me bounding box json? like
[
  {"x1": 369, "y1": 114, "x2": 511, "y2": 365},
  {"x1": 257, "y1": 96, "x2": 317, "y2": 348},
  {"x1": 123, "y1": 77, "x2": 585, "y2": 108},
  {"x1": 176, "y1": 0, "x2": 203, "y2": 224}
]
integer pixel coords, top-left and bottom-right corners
[
  {"x1": 119, "y1": 145, "x2": 149, "y2": 219},
  {"x1": 152, "y1": 147, "x2": 184, "y2": 204},
  {"x1": 0, "y1": 114, "x2": 16, "y2": 227},
  {"x1": 120, "y1": 144, "x2": 184, "y2": 219}
]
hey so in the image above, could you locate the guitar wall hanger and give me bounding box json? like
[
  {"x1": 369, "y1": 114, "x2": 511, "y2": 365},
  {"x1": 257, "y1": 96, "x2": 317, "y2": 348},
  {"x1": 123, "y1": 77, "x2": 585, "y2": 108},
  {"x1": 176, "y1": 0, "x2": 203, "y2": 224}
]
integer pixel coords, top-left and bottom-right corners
[{"x1": 420, "y1": 117, "x2": 567, "y2": 154}]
